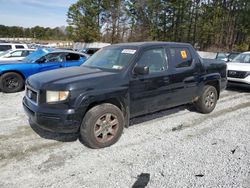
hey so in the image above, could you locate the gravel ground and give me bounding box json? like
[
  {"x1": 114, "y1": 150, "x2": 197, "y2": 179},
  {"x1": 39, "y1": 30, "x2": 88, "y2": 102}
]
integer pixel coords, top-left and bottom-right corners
[{"x1": 0, "y1": 87, "x2": 249, "y2": 188}]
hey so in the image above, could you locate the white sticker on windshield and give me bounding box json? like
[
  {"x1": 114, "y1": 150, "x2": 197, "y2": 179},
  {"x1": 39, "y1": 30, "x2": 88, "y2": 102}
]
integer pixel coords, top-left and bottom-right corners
[
  {"x1": 121, "y1": 49, "x2": 136, "y2": 54},
  {"x1": 112, "y1": 65, "x2": 123, "y2": 70}
]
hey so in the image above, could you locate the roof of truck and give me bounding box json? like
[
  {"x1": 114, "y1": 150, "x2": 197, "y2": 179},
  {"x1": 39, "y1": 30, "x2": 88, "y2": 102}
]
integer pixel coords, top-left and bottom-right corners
[{"x1": 110, "y1": 41, "x2": 192, "y2": 48}]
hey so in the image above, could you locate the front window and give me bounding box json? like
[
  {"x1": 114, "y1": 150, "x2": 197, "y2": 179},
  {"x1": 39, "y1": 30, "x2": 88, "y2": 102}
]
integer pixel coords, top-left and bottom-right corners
[
  {"x1": 10, "y1": 50, "x2": 22, "y2": 57},
  {"x1": 22, "y1": 49, "x2": 51, "y2": 63},
  {"x1": 0, "y1": 45, "x2": 11, "y2": 51},
  {"x1": 82, "y1": 47, "x2": 137, "y2": 71},
  {"x1": 0, "y1": 50, "x2": 11, "y2": 57},
  {"x1": 136, "y1": 48, "x2": 168, "y2": 73},
  {"x1": 232, "y1": 53, "x2": 250, "y2": 63}
]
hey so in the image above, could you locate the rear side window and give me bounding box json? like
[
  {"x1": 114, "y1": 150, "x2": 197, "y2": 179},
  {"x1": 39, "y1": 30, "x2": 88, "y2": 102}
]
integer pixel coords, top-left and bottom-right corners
[
  {"x1": 21, "y1": 50, "x2": 31, "y2": 57},
  {"x1": 0, "y1": 45, "x2": 11, "y2": 51},
  {"x1": 170, "y1": 48, "x2": 193, "y2": 68},
  {"x1": 86, "y1": 48, "x2": 99, "y2": 55},
  {"x1": 15, "y1": 45, "x2": 25, "y2": 49},
  {"x1": 65, "y1": 53, "x2": 80, "y2": 61}
]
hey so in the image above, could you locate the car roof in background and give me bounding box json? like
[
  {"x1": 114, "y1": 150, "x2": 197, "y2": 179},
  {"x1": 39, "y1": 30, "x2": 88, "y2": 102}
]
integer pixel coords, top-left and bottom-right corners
[
  {"x1": 110, "y1": 41, "x2": 191, "y2": 48},
  {"x1": 242, "y1": 51, "x2": 250, "y2": 54},
  {"x1": 48, "y1": 48, "x2": 89, "y2": 57},
  {"x1": 8, "y1": 48, "x2": 35, "y2": 51},
  {"x1": 0, "y1": 43, "x2": 28, "y2": 45}
]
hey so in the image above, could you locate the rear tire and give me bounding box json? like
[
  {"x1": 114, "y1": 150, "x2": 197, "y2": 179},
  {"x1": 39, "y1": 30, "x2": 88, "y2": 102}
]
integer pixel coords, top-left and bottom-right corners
[
  {"x1": 0, "y1": 72, "x2": 24, "y2": 93},
  {"x1": 194, "y1": 85, "x2": 218, "y2": 114},
  {"x1": 80, "y1": 103, "x2": 124, "y2": 149}
]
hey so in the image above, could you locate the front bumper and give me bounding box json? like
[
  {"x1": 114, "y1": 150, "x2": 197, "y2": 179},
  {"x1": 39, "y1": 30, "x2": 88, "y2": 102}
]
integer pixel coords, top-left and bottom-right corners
[
  {"x1": 23, "y1": 96, "x2": 81, "y2": 133},
  {"x1": 227, "y1": 81, "x2": 250, "y2": 89},
  {"x1": 227, "y1": 76, "x2": 250, "y2": 89}
]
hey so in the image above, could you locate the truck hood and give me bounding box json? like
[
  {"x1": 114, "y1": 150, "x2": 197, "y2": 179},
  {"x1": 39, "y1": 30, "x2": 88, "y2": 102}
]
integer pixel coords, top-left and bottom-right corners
[
  {"x1": 227, "y1": 62, "x2": 250, "y2": 71},
  {"x1": 27, "y1": 66, "x2": 119, "y2": 90}
]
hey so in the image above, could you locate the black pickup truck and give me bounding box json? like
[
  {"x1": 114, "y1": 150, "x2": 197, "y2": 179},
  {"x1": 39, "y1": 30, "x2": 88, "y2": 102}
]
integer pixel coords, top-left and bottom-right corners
[{"x1": 23, "y1": 42, "x2": 227, "y2": 148}]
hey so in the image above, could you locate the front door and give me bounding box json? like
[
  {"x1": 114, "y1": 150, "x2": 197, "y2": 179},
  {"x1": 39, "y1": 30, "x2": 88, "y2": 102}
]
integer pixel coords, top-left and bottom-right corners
[
  {"x1": 37, "y1": 53, "x2": 64, "y2": 73},
  {"x1": 129, "y1": 47, "x2": 172, "y2": 117}
]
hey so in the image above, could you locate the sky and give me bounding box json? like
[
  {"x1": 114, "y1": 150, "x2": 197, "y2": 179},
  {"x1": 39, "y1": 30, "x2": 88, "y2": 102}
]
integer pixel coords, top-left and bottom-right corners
[{"x1": 0, "y1": 0, "x2": 77, "y2": 28}]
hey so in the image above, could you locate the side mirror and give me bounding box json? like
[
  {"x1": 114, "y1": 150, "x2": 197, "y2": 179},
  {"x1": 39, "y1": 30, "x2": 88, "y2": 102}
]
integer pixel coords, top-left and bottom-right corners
[{"x1": 134, "y1": 65, "x2": 149, "y2": 75}]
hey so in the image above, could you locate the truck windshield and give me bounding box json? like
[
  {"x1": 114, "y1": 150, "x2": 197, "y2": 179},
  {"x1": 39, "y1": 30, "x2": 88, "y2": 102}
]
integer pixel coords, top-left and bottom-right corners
[
  {"x1": 82, "y1": 48, "x2": 137, "y2": 71},
  {"x1": 232, "y1": 53, "x2": 250, "y2": 64},
  {"x1": 22, "y1": 48, "x2": 51, "y2": 63}
]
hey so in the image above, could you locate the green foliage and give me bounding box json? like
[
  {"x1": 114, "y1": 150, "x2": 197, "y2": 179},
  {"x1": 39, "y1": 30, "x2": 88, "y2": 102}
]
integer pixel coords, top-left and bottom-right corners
[
  {"x1": 67, "y1": 0, "x2": 102, "y2": 42},
  {"x1": 67, "y1": 0, "x2": 250, "y2": 50},
  {"x1": 1, "y1": 0, "x2": 249, "y2": 51},
  {"x1": 0, "y1": 25, "x2": 68, "y2": 40}
]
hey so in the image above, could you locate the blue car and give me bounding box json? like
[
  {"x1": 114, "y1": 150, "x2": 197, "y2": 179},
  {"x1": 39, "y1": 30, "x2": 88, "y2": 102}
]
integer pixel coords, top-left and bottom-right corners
[{"x1": 0, "y1": 48, "x2": 88, "y2": 93}]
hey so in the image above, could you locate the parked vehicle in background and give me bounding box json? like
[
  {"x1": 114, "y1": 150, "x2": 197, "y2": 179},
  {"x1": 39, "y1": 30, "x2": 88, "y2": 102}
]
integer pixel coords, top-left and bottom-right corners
[
  {"x1": 215, "y1": 52, "x2": 240, "y2": 62},
  {"x1": 81, "y1": 48, "x2": 100, "y2": 56},
  {"x1": 0, "y1": 43, "x2": 28, "y2": 54},
  {"x1": 0, "y1": 48, "x2": 89, "y2": 93},
  {"x1": 0, "y1": 49, "x2": 35, "y2": 61},
  {"x1": 215, "y1": 52, "x2": 228, "y2": 61},
  {"x1": 227, "y1": 52, "x2": 250, "y2": 88},
  {"x1": 23, "y1": 42, "x2": 227, "y2": 149},
  {"x1": 226, "y1": 52, "x2": 240, "y2": 62}
]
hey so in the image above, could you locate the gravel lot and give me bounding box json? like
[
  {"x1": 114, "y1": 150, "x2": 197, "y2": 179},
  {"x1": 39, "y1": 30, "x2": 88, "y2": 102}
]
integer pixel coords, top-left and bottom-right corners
[{"x1": 0, "y1": 87, "x2": 249, "y2": 188}]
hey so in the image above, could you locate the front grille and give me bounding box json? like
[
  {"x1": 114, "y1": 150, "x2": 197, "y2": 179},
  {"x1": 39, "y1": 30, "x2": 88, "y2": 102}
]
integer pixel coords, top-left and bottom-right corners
[
  {"x1": 26, "y1": 86, "x2": 38, "y2": 104},
  {"x1": 228, "y1": 70, "x2": 248, "y2": 78}
]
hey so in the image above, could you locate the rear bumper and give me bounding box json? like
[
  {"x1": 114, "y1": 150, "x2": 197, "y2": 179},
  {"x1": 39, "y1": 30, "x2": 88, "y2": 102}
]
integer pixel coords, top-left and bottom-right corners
[{"x1": 23, "y1": 97, "x2": 81, "y2": 133}]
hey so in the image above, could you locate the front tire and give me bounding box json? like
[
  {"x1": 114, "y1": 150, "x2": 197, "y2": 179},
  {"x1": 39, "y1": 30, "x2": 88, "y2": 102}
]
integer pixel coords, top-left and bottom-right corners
[
  {"x1": 194, "y1": 85, "x2": 218, "y2": 114},
  {"x1": 0, "y1": 72, "x2": 24, "y2": 93},
  {"x1": 80, "y1": 103, "x2": 124, "y2": 149}
]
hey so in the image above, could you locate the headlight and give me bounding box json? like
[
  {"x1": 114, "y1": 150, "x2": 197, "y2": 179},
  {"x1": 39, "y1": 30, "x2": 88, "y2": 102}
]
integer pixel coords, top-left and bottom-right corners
[{"x1": 46, "y1": 91, "x2": 69, "y2": 103}]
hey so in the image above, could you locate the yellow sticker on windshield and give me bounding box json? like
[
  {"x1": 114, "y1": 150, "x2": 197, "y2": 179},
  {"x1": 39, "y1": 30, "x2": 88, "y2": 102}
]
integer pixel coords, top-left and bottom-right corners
[{"x1": 180, "y1": 50, "x2": 187, "y2": 59}]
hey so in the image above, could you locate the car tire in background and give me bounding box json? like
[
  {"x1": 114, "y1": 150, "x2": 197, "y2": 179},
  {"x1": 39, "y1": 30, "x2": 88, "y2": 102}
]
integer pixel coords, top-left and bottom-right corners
[
  {"x1": 80, "y1": 103, "x2": 124, "y2": 149},
  {"x1": 0, "y1": 72, "x2": 24, "y2": 93},
  {"x1": 194, "y1": 85, "x2": 218, "y2": 114}
]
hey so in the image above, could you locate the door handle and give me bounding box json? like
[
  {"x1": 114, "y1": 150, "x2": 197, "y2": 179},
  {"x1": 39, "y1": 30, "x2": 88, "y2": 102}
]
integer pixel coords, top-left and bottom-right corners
[
  {"x1": 163, "y1": 77, "x2": 170, "y2": 83},
  {"x1": 184, "y1": 76, "x2": 195, "y2": 83}
]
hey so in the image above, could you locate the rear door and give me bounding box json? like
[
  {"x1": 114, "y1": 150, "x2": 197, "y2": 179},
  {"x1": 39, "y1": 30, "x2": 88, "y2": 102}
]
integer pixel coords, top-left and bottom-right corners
[
  {"x1": 129, "y1": 47, "x2": 172, "y2": 117},
  {"x1": 168, "y1": 47, "x2": 200, "y2": 105}
]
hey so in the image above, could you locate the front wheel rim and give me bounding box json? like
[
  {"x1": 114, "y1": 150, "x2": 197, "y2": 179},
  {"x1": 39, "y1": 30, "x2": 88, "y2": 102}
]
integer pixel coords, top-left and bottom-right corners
[
  {"x1": 3, "y1": 76, "x2": 20, "y2": 89},
  {"x1": 205, "y1": 91, "x2": 216, "y2": 108},
  {"x1": 94, "y1": 113, "x2": 119, "y2": 143}
]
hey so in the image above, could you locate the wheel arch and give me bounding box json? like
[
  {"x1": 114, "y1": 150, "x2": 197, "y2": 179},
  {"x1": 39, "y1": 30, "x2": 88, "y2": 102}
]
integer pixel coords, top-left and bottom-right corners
[
  {"x1": 0, "y1": 70, "x2": 26, "y2": 81},
  {"x1": 84, "y1": 97, "x2": 130, "y2": 128},
  {"x1": 0, "y1": 70, "x2": 26, "y2": 92},
  {"x1": 204, "y1": 79, "x2": 220, "y2": 99}
]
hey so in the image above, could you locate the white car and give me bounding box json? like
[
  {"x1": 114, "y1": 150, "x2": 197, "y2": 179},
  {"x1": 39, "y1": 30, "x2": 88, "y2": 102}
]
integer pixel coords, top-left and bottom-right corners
[
  {"x1": 0, "y1": 49, "x2": 35, "y2": 61},
  {"x1": 227, "y1": 51, "x2": 250, "y2": 88},
  {"x1": 0, "y1": 43, "x2": 29, "y2": 55}
]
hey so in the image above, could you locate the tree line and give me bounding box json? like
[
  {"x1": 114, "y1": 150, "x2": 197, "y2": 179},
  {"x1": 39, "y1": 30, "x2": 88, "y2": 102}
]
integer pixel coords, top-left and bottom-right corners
[
  {"x1": 0, "y1": 25, "x2": 68, "y2": 40},
  {"x1": 67, "y1": 0, "x2": 250, "y2": 51}
]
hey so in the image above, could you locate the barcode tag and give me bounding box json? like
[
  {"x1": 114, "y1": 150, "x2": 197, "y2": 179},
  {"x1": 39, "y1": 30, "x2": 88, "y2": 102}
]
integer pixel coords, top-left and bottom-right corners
[{"x1": 121, "y1": 49, "x2": 136, "y2": 54}]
